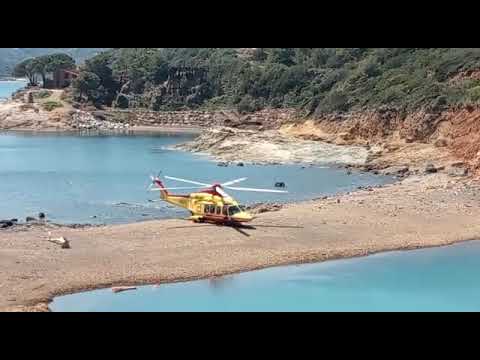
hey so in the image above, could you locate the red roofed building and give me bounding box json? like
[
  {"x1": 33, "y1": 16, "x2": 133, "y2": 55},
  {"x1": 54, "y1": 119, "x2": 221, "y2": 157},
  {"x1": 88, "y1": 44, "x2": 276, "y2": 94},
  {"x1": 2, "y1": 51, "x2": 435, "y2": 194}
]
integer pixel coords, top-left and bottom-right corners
[{"x1": 44, "y1": 68, "x2": 79, "y2": 89}]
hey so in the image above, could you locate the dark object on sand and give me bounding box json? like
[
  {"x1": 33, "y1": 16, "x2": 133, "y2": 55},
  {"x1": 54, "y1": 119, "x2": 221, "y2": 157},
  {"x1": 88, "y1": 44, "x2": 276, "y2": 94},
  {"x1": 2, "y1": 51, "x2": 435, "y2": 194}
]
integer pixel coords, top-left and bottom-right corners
[
  {"x1": 47, "y1": 236, "x2": 70, "y2": 249},
  {"x1": 112, "y1": 286, "x2": 137, "y2": 294},
  {"x1": 39, "y1": 212, "x2": 46, "y2": 220},
  {"x1": 26, "y1": 216, "x2": 37, "y2": 222},
  {"x1": 237, "y1": 162, "x2": 245, "y2": 167},
  {"x1": 0, "y1": 220, "x2": 15, "y2": 229},
  {"x1": 275, "y1": 182, "x2": 286, "y2": 188},
  {"x1": 217, "y1": 162, "x2": 229, "y2": 167},
  {"x1": 425, "y1": 164, "x2": 438, "y2": 174}
]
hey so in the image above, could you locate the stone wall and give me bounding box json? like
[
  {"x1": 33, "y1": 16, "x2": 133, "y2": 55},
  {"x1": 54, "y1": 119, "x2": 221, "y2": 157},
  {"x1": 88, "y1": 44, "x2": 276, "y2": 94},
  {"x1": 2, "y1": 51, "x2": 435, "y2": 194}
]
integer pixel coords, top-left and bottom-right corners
[{"x1": 106, "y1": 108, "x2": 299, "y2": 129}]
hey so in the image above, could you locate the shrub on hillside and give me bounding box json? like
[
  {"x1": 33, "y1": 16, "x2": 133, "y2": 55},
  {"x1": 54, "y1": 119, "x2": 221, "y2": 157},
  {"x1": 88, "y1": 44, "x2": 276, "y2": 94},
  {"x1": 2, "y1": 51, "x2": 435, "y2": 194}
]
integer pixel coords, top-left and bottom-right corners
[
  {"x1": 34, "y1": 90, "x2": 52, "y2": 99},
  {"x1": 41, "y1": 101, "x2": 63, "y2": 112},
  {"x1": 468, "y1": 86, "x2": 480, "y2": 102},
  {"x1": 237, "y1": 95, "x2": 261, "y2": 114}
]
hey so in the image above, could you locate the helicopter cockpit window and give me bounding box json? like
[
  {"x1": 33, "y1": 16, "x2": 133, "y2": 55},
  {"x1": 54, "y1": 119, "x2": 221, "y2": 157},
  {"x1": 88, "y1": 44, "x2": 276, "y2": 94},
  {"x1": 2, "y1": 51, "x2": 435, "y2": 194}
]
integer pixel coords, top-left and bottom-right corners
[
  {"x1": 228, "y1": 206, "x2": 242, "y2": 216},
  {"x1": 216, "y1": 206, "x2": 222, "y2": 215},
  {"x1": 222, "y1": 206, "x2": 228, "y2": 216}
]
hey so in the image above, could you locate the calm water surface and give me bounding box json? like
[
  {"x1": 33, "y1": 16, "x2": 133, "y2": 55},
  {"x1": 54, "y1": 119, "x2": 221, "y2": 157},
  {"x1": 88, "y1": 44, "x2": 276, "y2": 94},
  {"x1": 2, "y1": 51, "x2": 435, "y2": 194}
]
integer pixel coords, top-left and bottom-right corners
[
  {"x1": 0, "y1": 132, "x2": 391, "y2": 224},
  {"x1": 50, "y1": 241, "x2": 480, "y2": 312},
  {"x1": 0, "y1": 80, "x2": 27, "y2": 100}
]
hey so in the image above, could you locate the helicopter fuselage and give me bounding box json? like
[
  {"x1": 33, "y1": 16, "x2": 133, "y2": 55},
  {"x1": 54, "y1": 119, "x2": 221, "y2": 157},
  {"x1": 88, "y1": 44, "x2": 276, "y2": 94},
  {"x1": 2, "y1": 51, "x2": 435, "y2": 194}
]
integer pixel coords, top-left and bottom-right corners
[{"x1": 155, "y1": 180, "x2": 254, "y2": 223}]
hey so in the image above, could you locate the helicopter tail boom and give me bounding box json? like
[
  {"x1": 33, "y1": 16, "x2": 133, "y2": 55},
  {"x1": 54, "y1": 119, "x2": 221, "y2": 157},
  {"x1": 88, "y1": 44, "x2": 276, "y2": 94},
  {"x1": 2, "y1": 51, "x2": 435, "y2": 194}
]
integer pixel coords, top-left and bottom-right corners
[{"x1": 153, "y1": 178, "x2": 169, "y2": 199}]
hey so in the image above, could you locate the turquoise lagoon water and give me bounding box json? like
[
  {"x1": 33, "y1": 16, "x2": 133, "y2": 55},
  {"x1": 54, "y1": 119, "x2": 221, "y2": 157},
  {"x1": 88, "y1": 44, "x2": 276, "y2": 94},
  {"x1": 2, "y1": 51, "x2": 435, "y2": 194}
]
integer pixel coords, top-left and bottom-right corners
[
  {"x1": 0, "y1": 132, "x2": 391, "y2": 224},
  {"x1": 0, "y1": 79, "x2": 27, "y2": 100},
  {"x1": 50, "y1": 241, "x2": 480, "y2": 312}
]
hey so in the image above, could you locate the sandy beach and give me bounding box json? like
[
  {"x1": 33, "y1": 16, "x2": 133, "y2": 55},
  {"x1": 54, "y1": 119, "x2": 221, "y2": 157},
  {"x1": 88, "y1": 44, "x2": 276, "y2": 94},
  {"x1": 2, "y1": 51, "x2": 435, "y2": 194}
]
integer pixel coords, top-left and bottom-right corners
[{"x1": 1, "y1": 172, "x2": 479, "y2": 312}]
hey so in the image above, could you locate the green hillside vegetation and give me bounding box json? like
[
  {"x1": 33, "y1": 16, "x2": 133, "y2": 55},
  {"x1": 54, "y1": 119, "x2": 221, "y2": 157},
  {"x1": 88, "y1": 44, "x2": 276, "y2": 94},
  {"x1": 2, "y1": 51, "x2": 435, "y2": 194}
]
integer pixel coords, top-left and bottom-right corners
[
  {"x1": 70, "y1": 48, "x2": 480, "y2": 114},
  {"x1": 0, "y1": 48, "x2": 107, "y2": 77}
]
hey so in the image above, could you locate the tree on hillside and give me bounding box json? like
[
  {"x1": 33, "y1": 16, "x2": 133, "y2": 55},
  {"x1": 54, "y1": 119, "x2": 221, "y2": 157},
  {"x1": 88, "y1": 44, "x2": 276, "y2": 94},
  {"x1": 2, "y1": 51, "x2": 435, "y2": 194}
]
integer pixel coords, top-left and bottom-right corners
[
  {"x1": 20, "y1": 54, "x2": 76, "y2": 88},
  {"x1": 111, "y1": 48, "x2": 164, "y2": 90},
  {"x1": 72, "y1": 71, "x2": 100, "y2": 101},
  {"x1": 82, "y1": 51, "x2": 118, "y2": 105},
  {"x1": 44, "y1": 53, "x2": 75, "y2": 73},
  {"x1": 30, "y1": 55, "x2": 49, "y2": 88},
  {"x1": 13, "y1": 58, "x2": 37, "y2": 85},
  {"x1": 267, "y1": 48, "x2": 296, "y2": 66}
]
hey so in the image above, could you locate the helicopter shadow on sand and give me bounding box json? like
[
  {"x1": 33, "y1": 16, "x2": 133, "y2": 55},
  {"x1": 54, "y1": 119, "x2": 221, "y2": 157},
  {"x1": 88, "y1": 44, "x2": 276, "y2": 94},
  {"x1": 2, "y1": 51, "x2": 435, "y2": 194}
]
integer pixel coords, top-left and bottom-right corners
[{"x1": 167, "y1": 221, "x2": 303, "y2": 238}]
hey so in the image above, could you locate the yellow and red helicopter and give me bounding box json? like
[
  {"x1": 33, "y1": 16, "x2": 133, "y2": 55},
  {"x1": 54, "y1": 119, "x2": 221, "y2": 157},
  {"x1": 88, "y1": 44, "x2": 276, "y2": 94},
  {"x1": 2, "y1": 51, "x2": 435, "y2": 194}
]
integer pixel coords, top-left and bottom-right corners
[{"x1": 148, "y1": 175, "x2": 288, "y2": 226}]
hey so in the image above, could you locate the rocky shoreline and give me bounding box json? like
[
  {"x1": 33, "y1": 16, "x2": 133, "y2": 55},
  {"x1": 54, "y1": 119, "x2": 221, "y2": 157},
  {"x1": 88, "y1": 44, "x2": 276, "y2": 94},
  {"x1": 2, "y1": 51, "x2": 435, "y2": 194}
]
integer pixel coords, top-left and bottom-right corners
[
  {"x1": 173, "y1": 126, "x2": 471, "y2": 184},
  {"x1": 1, "y1": 87, "x2": 297, "y2": 133}
]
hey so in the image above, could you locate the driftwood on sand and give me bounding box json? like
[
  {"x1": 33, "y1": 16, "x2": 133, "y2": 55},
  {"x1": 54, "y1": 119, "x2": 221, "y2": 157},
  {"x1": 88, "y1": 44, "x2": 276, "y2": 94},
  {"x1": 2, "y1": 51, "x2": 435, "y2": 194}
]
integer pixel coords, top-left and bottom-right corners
[
  {"x1": 47, "y1": 232, "x2": 70, "y2": 249},
  {"x1": 112, "y1": 286, "x2": 137, "y2": 294}
]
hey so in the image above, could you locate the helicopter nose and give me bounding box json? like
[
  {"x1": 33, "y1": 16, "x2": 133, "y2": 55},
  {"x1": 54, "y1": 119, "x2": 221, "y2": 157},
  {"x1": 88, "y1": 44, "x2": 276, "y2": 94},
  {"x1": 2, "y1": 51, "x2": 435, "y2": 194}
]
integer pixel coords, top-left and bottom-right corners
[{"x1": 232, "y1": 212, "x2": 254, "y2": 222}]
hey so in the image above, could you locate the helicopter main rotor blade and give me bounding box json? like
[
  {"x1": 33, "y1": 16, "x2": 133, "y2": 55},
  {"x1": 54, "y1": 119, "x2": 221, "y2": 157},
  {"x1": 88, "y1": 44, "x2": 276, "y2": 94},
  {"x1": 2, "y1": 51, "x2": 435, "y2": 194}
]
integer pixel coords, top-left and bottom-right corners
[
  {"x1": 224, "y1": 186, "x2": 289, "y2": 194},
  {"x1": 221, "y1": 177, "x2": 248, "y2": 187},
  {"x1": 164, "y1": 176, "x2": 211, "y2": 187},
  {"x1": 149, "y1": 186, "x2": 206, "y2": 191},
  {"x1": 215, "y1": 186, "x2": 233, "y2": 199}
]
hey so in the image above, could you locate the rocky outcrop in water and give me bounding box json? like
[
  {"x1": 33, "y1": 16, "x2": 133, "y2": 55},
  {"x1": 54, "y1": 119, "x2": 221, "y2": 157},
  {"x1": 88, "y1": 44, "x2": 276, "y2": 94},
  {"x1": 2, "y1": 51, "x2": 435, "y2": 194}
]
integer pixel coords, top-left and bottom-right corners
[{"x1": 174, "y1": 127, "x2": 370, "y2": 166}]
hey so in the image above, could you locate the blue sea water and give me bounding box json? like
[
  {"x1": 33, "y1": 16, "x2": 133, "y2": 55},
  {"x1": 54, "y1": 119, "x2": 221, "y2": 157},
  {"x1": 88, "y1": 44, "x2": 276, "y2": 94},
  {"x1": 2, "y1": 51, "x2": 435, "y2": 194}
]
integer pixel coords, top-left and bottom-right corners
[
  {"x1": 0, "y1": 80, "x2": 27, "y2": 100},
  {"x1": 50, "y1": 241, "x2": 480, "y2": 312},
  {"x1": 0, "y1": 132, "x2": 391, "y2": 224}
]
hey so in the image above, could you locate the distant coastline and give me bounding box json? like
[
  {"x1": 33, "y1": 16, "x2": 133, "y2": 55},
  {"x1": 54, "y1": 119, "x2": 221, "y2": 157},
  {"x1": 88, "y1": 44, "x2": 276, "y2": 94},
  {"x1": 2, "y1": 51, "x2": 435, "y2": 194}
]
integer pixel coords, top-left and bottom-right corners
[{"x1": 0, "y1": 77, "x2": 27, "y2": 82}]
